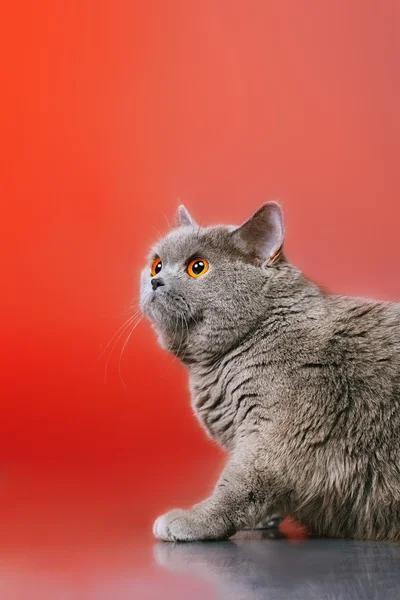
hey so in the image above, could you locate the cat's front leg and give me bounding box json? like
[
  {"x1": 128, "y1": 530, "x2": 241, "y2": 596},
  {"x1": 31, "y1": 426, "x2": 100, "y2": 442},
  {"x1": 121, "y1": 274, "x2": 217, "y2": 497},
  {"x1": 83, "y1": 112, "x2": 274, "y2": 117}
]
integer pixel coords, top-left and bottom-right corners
[{"x1": 153, "y1": 446, "x2": 281, "y2": 542}]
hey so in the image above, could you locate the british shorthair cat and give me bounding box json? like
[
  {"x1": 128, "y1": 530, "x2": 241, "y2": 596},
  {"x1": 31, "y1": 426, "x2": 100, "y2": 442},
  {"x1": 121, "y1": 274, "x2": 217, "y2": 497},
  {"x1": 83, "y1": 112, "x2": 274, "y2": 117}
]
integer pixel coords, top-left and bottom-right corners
[{"x1": 140, "y1": 203, "x2": 400, "y2": 541}]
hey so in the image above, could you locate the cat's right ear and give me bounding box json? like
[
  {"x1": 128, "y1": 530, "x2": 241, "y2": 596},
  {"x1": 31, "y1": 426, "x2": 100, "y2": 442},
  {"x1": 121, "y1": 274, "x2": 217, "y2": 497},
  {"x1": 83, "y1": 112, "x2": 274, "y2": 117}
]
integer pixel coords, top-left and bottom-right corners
[
  {"x1": 176, "y1": 204, "x2": 196, "y2": 228},
  {"x1": 231, "y1": 202, "x2": 284, "y2": 265}
]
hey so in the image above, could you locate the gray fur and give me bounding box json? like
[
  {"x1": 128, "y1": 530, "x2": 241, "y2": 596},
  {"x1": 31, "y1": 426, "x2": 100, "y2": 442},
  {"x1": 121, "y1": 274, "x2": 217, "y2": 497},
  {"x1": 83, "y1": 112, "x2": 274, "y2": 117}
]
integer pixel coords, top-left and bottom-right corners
[{"x1": 140, "y1": 202, "x2": 400, "y2": 541}]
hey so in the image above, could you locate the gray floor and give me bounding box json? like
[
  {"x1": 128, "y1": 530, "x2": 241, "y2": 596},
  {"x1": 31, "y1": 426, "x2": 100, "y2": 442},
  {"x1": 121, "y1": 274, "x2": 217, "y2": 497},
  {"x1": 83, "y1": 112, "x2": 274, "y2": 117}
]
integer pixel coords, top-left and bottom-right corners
[{"x1": 154, "y1": 530, "x2": 400, "y2": 599}]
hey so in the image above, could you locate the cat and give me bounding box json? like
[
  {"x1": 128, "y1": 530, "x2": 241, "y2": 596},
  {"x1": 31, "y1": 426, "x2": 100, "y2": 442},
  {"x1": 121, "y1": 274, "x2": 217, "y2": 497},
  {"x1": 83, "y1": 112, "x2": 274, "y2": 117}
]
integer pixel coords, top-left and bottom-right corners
[{"x1": 140, "y1": 202, "x2": 400, "y2": 541}]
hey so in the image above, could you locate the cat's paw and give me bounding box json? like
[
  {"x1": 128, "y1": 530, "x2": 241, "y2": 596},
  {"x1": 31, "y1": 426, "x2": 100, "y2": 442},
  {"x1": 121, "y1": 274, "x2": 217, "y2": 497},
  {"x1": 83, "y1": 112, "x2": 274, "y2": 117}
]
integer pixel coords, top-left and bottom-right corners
[
  {"x1": 153, "y1": 507, "x2": 233, "y2": 542},
  {"x1": 153, "y1": 509, "x2": 189, "y2": 541}
]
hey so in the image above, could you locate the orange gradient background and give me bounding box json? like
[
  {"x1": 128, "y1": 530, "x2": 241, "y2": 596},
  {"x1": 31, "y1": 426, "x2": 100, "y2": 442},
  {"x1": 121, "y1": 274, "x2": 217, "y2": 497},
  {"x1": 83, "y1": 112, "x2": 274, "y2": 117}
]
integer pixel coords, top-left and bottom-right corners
[{"x1": 1, "y1": 1, "x2": 400, "y2": 584}]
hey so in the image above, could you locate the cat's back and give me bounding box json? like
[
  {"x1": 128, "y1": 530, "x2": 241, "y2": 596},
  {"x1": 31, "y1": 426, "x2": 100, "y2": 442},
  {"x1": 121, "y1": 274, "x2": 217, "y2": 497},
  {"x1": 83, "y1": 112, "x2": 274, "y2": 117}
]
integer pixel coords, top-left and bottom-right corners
[
  {"x1": 280, "y1": 293, "x2": 400, "y2": 410},
  {"x1": 276, "y1": 291, "x2": 400, "y2": 373},
  {"x1": 326, "y1": 294, "x2": 400, "y2": 372}
]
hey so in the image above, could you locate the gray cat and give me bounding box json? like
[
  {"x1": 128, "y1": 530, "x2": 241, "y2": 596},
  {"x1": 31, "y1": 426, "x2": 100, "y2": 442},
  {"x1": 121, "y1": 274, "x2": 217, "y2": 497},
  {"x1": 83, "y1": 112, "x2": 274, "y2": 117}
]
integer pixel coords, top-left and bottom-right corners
[{"x1": 140, "y1": 202, "x2": 400, "y2": 541}]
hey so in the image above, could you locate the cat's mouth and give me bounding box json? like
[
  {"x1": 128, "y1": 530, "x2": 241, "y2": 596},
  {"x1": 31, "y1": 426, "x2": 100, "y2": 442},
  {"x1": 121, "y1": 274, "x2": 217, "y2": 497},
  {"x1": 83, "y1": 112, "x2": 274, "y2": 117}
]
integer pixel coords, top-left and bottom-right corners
[
  {"x1": 144, "y1": 294, "x2": 186, "y2": 329},
  {"x1": 143, "y1": 292, "x2": 201, "y2": 335}
]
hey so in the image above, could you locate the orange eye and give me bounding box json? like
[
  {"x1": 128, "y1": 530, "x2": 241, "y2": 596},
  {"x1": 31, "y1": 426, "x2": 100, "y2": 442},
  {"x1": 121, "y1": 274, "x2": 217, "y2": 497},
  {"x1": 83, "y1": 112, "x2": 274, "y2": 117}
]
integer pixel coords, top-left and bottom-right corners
[
  {"x1": 187, "y1": 258, "x2": 209, "y2": 278},
  {"x1": 151, "y1": 258, "x2": 162, "y2": 277}
]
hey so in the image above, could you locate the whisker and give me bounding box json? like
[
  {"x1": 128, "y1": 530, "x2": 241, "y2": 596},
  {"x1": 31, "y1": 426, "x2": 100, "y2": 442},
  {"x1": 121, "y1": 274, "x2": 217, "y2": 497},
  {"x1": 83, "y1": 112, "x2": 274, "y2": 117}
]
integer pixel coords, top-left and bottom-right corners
[
  {"x1": 98, "y1": 312, "x2": 139, "y2": 361},
  {"x1": 181, "y1": 312, "x2": 190, "y2": 362},
  {"x1": 169, "y1": 315, "x2": 179, "y2": 359},
  {"x1": 175, "y1": 313, "x2": 185, "y2": 360},
  {"x1": 103, "y1": 313, "x2": 142, "y2": 383},
  {"x1": 108, "y1": 305, "x2": 138, "y2": 320},
  {"x1": 152, "y1": 224, "x2": 163, "y2": 238},
  {"x1": 175, "y1": 295, "x2": 199, "y2": 329},
  {"x1": 163, "y1": 213, "x2": 171, "y2": 230},
  {"x1": 190, "y1": 312, "x2": 200, "y2": 327},
  {"x1": 117, "y1": 316, "x2": 144, "y2": 388},
  {"x1": 196, "y1": 223, "x2": 202, "y2": 240},
  {"x1": 180, "y1": 297, "x2": 199, "y2": 328},
  {"x1": 169, "y1": 308, "x2": 183, "y2": 364},
  {"x1": 98, "y1": 299, "x2": 139, "y2": 322}
]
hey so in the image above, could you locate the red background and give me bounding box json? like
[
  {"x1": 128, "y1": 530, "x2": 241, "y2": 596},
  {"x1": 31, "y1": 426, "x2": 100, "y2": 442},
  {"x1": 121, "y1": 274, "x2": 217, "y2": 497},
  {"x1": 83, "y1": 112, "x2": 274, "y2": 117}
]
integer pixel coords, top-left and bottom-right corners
[{"x1": 1, "y1": 0, "x2": 400, "y2": 563}]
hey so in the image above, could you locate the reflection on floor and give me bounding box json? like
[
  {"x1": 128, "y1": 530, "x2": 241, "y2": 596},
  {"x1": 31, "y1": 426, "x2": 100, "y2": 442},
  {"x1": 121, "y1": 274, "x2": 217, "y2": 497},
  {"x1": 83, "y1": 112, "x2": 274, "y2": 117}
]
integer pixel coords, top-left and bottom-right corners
[
  {"x1": 1, "y1": 467, "x2": 400, "y2": 599},
  {"x1": 156, "y1": 534, "x2": 400, "y2": 599}
]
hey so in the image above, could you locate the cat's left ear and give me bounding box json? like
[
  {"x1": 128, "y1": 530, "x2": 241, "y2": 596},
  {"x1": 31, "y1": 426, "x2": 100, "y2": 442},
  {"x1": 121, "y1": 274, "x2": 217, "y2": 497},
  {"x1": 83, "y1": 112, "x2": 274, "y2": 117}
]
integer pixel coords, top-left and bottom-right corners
[
  {"x1": 176, "y1": 204, "x2": 196, "y2": 228},
  {"x1": 231, "y1": 202, "x2": 284, "y2": 265}
]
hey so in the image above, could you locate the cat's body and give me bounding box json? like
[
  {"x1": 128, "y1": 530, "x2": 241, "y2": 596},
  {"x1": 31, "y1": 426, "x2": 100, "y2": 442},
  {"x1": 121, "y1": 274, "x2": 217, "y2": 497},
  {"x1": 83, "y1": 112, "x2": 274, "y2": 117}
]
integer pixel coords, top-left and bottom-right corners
[{"x1": 140, "y1": 203, "x2": 400, "y2": 541}]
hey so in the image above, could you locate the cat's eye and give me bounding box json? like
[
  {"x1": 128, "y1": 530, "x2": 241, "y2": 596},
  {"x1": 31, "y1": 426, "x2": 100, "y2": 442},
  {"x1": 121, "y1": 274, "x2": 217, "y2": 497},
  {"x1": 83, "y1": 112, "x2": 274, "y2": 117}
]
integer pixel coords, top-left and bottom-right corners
[
  {"x1": 151, "y1": 257, "x2": 162, "y2": 276},
  {"x1": 187, "y1": 258, "x2": 209, "y2": 278}
]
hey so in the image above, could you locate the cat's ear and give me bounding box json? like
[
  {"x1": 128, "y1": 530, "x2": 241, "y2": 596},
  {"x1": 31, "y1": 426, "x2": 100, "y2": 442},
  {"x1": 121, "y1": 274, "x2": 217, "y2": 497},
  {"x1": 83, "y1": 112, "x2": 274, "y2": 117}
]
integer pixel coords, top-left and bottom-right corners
[
  {"x1": 232, "y1": 202, "x2": 284, "y2": 265},
  {"x1": 176, "y1": 204, "x2": 196, "y2": 227}
]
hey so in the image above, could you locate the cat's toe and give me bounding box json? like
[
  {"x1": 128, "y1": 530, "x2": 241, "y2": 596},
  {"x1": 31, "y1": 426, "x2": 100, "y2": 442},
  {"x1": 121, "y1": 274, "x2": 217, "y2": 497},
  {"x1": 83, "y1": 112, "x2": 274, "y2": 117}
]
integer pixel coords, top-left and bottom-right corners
[
  {"x1": 153, "y1": 509, "x2": 188, "y2": 541},
  {"x1": 153, "y1": 513, "x2": 173, "y2": 541},
  {"x1": 153, "y1": 514, "x2": 169, "y2": 541}
]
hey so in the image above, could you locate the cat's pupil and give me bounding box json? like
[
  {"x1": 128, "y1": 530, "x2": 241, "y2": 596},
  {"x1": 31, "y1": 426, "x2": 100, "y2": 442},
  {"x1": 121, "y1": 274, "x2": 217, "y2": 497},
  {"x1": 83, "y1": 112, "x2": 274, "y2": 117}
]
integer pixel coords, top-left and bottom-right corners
[
  {"x1": 155, "y1": 261, "x2": 162, "y2": 274},
  {"x1": 193, "y1": 261, "x2": 204, "y2": 274}
]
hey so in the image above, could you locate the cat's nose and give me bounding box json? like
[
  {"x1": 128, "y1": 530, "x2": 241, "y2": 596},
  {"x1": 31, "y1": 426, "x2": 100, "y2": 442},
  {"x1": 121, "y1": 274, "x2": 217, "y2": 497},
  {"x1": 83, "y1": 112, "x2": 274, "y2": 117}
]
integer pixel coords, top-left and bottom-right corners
[{"x1": 151, "y1": 277, "x2": 165, "y2": 291}]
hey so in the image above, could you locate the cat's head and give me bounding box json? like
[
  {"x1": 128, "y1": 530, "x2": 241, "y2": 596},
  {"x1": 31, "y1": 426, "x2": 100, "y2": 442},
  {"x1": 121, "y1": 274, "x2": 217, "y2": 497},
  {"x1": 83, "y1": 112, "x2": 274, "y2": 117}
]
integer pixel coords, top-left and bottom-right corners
[{"x1": 140, "y1": 202, "x2": 286, "y2": 362}]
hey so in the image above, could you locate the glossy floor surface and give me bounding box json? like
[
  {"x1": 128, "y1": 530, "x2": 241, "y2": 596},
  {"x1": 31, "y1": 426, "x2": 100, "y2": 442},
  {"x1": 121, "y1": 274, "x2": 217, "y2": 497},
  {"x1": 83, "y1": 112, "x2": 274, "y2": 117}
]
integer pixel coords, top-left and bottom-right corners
[
  {"x1": 3, "y1": 468, "x2": 400, "y2": 600},
  {"x1": 155, "y1": 537, "x2": 400, "y2": 600}
]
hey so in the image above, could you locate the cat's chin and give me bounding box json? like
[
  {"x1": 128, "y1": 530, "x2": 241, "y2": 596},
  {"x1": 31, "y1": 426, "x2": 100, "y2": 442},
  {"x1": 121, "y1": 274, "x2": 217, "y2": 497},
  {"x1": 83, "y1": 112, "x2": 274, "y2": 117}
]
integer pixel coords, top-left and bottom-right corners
[
  {"x1": 142, "y1": 297, "x2": 199, "y2": 356},
  {"x1": 141, "y1": 298, "x2": 169, "y2": 328},
  {"x1": 150, "y1": 323, "x2": 182, "y2": 352},
  {"x1": 146, "y1": 305, "x2": 175, "y2": 334},
  {"x1": 149, "y1": 322, "x2": 168, "y2": 349}
]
